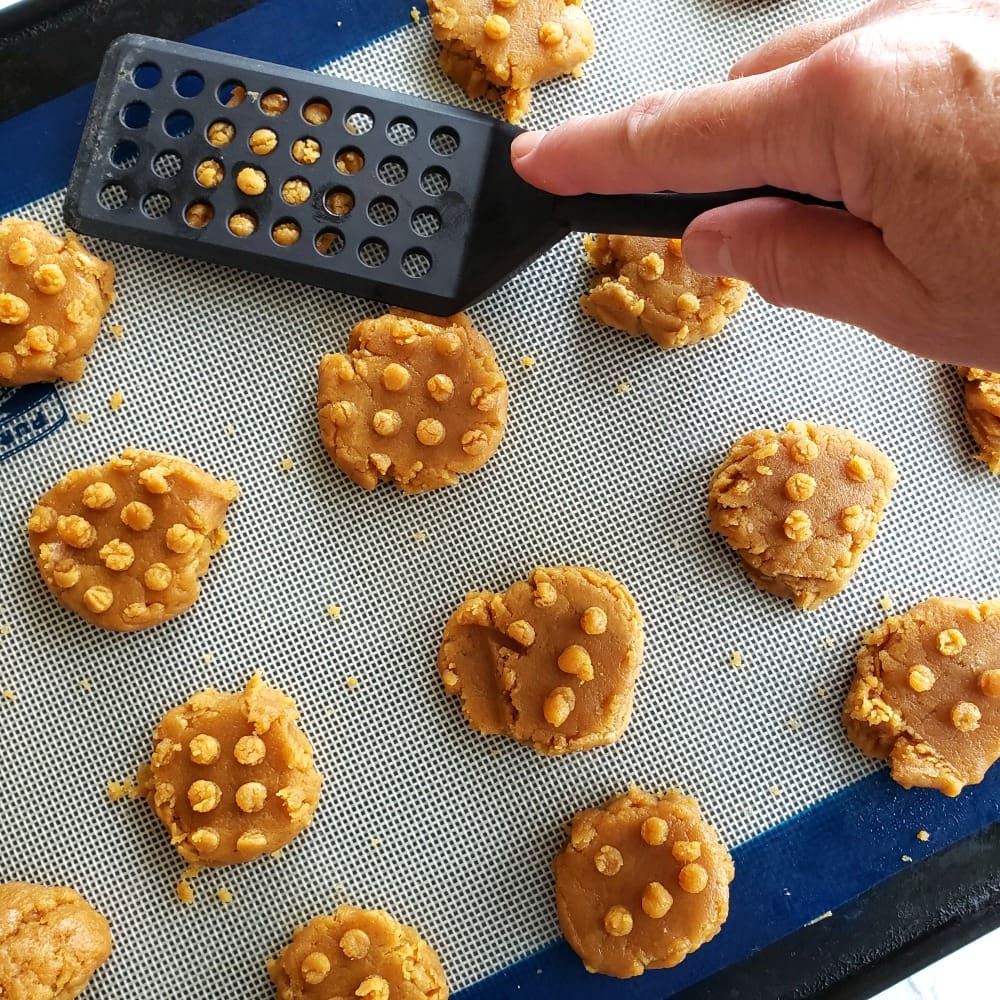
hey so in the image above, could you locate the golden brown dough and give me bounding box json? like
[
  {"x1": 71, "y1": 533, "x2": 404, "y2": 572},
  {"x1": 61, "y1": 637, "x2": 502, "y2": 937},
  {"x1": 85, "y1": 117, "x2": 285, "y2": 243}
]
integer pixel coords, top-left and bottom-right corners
[
  {"x1": 427, "y1": 0, "x2": 594, "y2": 123},
  {"x1": 707, "y1": 421, "x2": 897, "y2": 609},
  {"x1": 0, "y1": 218, "x2": 114, "y2": 386},
  {"x1": 0, "y1": 881, "x2": 112, "y2": 1000},
  {"x1": 553, "y1": 787, "x2": 734, "y2": 978},
  {"x1": 844, "y1": 597, "x2": 1000, "y2": 796},
  {"x1": 142, "y1": 673, "x2": 322, "y2": 867},
  {"x1": 318, "y1": 310, "x2": 507, "y2": 494},
  {"x1": 958, "y1": 367, "x2": 1000, "y2": 473},
  {"x1": 439, "y1": 566, "x2": 643, "y2": 754},
  {"x1": 28, "y1": 449, "x2": 238, "y2": 632},
  {"x1": 581, "y1": 235, "x2": 748, "y2": 349},
  {"x1": 268, "y1": 905, "x2": 448, "y2": 1000}
]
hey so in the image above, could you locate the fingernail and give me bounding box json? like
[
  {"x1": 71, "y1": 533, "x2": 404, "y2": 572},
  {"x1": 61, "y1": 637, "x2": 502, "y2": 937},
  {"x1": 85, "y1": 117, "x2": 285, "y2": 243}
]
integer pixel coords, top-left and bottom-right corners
[
  {"x1": 682, "y1": 229, "x2": 736, "y2": 277},
  {"x1": 511, "y1": 130, "x2": 545, "y2": 161}
]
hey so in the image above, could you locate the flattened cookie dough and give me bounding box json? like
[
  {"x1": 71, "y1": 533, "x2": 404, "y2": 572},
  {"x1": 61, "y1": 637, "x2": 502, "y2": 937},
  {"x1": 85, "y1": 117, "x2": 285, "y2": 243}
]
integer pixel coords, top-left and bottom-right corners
[
  {"x1": 142, "y1": 673, "x2": 322, "y2": 866},
  {"x1": 269, "y1": 905, "x2": 448, "y2": 1000},
  {"x1": 28, "y1": 449, "x2": 238, "y2": 631},
  {"x1": 427, "y1": 0, "x2": 594, "y2": 123},
  {"x1": 553, "y1": 787, "x2": 734, "y2": 978},
  {"x1": 958, "y1": 367, "x2": 1000, "y2": 473},
  {"x1": 708, "y1": 421, "x2": 897, "y2": 609},
  {"x1": 318, "y1": 309, "x2": 507, "y2": 494},
  {"x1": 0, "y1": 881, "x2": 112, "y2": 1000},
  {"x1": 0, "y1": 217, "x2": 115, "y2": 386},
  {"x1": 439, "y1": 566, "x2": 643, "y2": 754},
  {"x1": 581, "y1": 235, "x2": 749, "y2": 349},
  {"x1": 844, "y1": 597, "x2": 1000, "y2": 796}
]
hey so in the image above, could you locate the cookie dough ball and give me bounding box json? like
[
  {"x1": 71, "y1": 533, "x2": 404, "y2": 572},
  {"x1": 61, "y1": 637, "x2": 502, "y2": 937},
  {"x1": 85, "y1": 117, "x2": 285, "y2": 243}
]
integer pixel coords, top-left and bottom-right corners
[
  {"x1": 0, "y1": 218, "x2": 115, "y2": 386},
  {"x1": 553, "y1": 787, "x2": 734, "y2": 978},
  {"x1": 143, "y1": 673, "x2": 322, "y2": 867},
  {"x1": 958, "y1": 367, "x2": 1000, "y2": 473},
  {"x1": 0, "y1": 881, "x2": 112, "y2": 1000},
  {"x1": 27, "y1": 449, "x2": 238, "y2": 632},
  {"x1": 708, "y1": 421, "x2": 897, "y2": 610},
  {"x1": 318, "y1": 309, "x2": 507, "y2": 494},
  {"x1": 439, "y1": 566, "x2": 644, "y2": 754},
  {"x1": 580, "y1": 235, "x2": 749, "y2": 349},
  {"x1": 428, "y1": 0, "x2": 594, "y2": 123},
  {"x1": 269, "y1": 905, "x2": 448, "y2": 1000},
  {"x1": 844, "y1": 597, "x2": 1000, "y2": 796}
]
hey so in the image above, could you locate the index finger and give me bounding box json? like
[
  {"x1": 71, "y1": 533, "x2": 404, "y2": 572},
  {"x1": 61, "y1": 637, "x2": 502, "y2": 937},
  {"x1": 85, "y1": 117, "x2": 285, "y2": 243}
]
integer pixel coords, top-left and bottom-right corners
[{"x1": 510, "y1": 60, "x2": 841, "y2": 200}]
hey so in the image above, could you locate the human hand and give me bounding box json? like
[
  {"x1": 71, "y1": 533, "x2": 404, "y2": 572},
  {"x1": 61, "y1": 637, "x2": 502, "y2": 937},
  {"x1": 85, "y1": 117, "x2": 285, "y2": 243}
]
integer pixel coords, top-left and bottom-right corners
[{"x1": 511, "y1": 0, "x2": 1000, "y2": 370}]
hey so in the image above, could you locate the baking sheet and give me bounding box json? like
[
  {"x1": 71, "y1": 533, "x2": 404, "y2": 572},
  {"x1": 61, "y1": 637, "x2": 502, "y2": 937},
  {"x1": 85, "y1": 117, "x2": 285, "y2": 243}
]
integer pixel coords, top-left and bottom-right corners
[{"x1": 2, "y1": 1, "x2": 999, "y2": 996}]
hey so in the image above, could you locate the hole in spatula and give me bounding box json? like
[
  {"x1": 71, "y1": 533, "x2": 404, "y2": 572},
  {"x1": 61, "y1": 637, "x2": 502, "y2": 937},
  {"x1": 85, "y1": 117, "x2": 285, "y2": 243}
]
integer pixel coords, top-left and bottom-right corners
[{"x1": 358, "y1": 238, "x2": 388, "y2": 268}]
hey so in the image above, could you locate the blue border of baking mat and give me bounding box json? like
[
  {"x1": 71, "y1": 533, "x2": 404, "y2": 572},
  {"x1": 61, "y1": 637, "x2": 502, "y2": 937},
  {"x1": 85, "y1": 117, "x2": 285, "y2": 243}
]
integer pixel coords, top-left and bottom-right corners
[{"x1": 1, "y1": 1, "x2": 997, "y2": 995}]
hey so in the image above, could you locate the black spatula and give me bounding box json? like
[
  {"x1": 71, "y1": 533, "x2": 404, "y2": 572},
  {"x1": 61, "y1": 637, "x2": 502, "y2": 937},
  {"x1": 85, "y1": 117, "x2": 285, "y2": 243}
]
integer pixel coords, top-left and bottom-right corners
[{"x1": 65, "y1": 34, "x2": 843, "y2": 315}]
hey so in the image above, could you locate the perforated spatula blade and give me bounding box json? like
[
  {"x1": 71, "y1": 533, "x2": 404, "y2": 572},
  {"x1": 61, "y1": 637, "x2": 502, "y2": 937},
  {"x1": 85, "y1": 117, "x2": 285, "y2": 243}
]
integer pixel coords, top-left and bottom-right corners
[{"x1": 65, "y1": 35, "x2": 842, "y2": 315}]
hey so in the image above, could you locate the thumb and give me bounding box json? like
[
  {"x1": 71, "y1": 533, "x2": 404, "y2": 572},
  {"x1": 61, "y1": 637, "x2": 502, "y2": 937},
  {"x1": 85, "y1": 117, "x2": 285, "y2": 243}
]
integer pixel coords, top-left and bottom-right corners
[{"x1": 682, "y1": 198, "x2": 930, "y2": 357}]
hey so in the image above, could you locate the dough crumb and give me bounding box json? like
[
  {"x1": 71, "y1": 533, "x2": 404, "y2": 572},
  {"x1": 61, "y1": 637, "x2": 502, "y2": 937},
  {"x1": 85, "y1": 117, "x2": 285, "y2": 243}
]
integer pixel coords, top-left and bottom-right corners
[
  {"x1": 107, "y1": 777, "x2": 140, "y2": 801},
  {"x1": 3, "y1": 688, "x2": 15, "y2": 702},
  {"x1": 901, "y1": 855, "x2": 913, "y2": 863},
  {"x1": 75, "y1": 411, "x2": 91, "y2": 424},
  {"x1": 327, "y1": 604, "x2": 342, "y2": 618},
  {"x1": 521, "y1": 355, "x2": 536, "y2": 368},
  {"x1": 880, "y1": 594, "x2": 894, "y2": 611},
  {"x1": 369, "y1": 836, "x2": 381, "y2": 848},
  {"x1": 110, "y1": 323, "x2": 124, "y2": 337},
  {"x1": 768, "y1": 785, "x2": 782, "y2": 798},
  {"x1": 410, "y1": 5, "x2": 420, "y2": 21},
  {"x1": 280, "y1": 457, "x2": 294, "y2": 472},
  {"x1": 177, "y1": 879, "x2": 195, "y2": 903},
  {"x1": 822, "y1": 636, "x2": 834, "y2": 649},
  {"x1": 729, "y1": 651, "x2": 743, "y2": 668},
  {"x1": 0, "y1": 624, "x2": 9, "y2": 636},
  {"x1": 225, "y1": 423, "x2": 235, "y2": 437},
  {"x1": 917, "y1": 829, "x2": 930, "y2": 841},
  {"x1": 109, "y1": 389, "x2": 124, "y2": 410},
  {"x1": 817, "y1": 687, "x2": 827, "y2": 697},
  {"x1": 217, "y1": 887, "x2": 234, "y2": 904},
  {"x1": 412, "y1": 530, "x2": 428, "y2": 542},
  {"x1": 616, "y1": 381, "x2": 632, "y2": 394},
  {"x1": 346, "y1": 675, "x2": 359, "y2": 690},
  {"x1": 80, "y1": 679, "x2": 92, "y2": 691},
  {"x1": 202, "y1": 653, "x2": 213, "y2": 665},
  {"x1": 786, "y1": 718, "x2": 802, "y2": 731}
]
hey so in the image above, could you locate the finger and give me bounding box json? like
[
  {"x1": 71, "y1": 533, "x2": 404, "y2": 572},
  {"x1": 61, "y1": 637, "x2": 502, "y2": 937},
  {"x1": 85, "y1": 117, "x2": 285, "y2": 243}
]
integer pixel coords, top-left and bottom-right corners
[
  {"x1": 730, "y1": 17, "x2": 846, "y2": 79},
  {"x1": 510, "y1": 62, "x2": 841, "y2": 200},
  {"x1": 681, "y1": 198, "x2": 940, "y2": 360}
]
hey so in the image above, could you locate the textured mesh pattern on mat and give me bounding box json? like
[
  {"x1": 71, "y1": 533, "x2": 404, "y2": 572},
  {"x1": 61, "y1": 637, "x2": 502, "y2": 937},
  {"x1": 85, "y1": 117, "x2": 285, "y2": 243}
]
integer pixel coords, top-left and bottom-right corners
[{"x1": 1, "y1": 1, "x2": 996, "y2": 994}]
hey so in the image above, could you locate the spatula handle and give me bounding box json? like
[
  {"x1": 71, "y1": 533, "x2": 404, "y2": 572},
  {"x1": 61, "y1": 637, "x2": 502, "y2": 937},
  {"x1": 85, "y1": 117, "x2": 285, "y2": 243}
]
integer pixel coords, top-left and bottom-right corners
[{"x1": 558, "y1": 187, "x2": 846, "y2": 236}]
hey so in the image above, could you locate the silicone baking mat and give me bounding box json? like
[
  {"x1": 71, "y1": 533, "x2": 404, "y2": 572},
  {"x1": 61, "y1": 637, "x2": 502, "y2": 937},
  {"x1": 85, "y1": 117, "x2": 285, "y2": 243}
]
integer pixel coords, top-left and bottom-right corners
[{"x1": 1, "y1": 1, "x2": 998, "y2": 997}]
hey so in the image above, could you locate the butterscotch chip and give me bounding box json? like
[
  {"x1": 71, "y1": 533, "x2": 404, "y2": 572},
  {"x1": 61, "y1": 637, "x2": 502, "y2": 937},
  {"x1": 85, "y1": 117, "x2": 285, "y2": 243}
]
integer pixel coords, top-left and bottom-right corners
[
  {"x1": 580, "y1": 235, "x2": 748, "y2": 348},
  {"x1": 0, "y1": 217, "x2": 114, "y2": 385},
  {"x1": 28, "y1": 449, "x2": 238, "y2": 631},
  {"x1": 843, "y1": 597, "x2": 1000, "y2": 796},
  {"x1": 268, "y1": 905, "x2": 448, "y2": 1000},
  {"x1": 318, "y1": 309, "x2": 508, "y2": 494},
  {"x1": 554, "y1": 787, "x2": 734, "y2": 978},
  {"x1": 0, "y1": 882, "x2": 112, "y2": 998},
  {"x1": 958, "y1": 367, "x2": 1000, "y2": 473},
  {"x1": 428, "y1": 0, "x2": 595, "y2": 123},
  {"x1": 438, "y1": 566, "x2": 644, "y2": 754},
  {"x1": 708, "y1": 422, "x2": 897, "y2": 609},
  {"x1": 144, "y1": 673, "x2": 322, "y2": 867}
]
